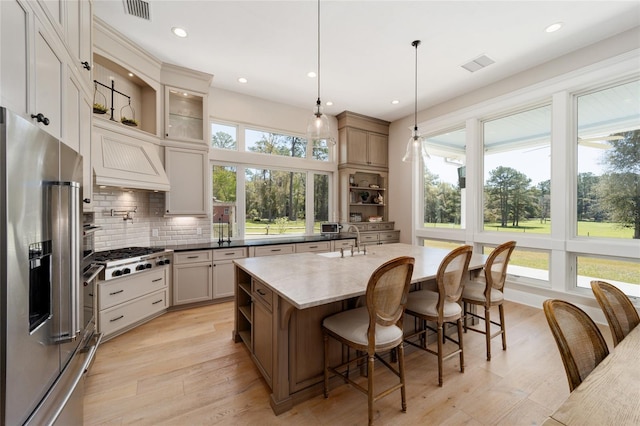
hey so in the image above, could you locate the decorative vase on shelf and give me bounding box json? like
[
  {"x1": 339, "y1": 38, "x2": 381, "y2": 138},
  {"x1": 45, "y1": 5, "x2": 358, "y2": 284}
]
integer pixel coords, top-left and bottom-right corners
[{"x1": 359, "y1": 191, "x2": 369, "y2": 203}]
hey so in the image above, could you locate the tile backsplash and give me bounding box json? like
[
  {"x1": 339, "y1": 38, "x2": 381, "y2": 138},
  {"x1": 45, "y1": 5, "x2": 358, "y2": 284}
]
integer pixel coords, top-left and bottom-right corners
[{"x1": 91, "y1": 188, "x2": 212, "y2": 251}]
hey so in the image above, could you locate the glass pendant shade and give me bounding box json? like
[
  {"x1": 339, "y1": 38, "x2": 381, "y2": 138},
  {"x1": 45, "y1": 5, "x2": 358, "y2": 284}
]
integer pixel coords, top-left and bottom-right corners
[
  {"x1": 402, "y1": 127, "x2": 430, "y2": 163},
  {"x1": 306, "y1": 99, "x2": 332, "y2": 142}
]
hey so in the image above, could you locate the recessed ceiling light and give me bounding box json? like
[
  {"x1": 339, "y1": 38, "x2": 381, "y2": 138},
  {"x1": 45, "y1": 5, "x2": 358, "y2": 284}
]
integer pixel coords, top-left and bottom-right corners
[
  {"x1": 391, "y1": 100, "x2": 399, "y2": 105},
  {"x1": 545, "y1": 22, "x2": 563, "y2": 33},
  {"x1": 238, "y1": 77, "x2": 248, "y2": 84},
  {"x1": 325, "y1": 101, "x2": 333, "y2": 106},
  {"x1": 183, "y1": 92, "x2": 188, "y2": 96},
  {"x1": 307, "y1": 71, "x2": 317, "y2": 78},
  {"x1": 171, "y1": 27, "x2": 188, "y2": 38},
  {"x1": 128, "y1": 72, "x2": 134, "y2": 77}
]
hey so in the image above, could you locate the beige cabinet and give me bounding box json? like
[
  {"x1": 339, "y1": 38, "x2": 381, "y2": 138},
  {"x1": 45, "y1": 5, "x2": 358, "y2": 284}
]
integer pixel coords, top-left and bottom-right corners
[
  {"x1": 345, "y1": 221, "x2": 400, "y2": 246},
  {"x1": 96, "y1": 267, "x2": 169, "y2": 339},
  {"x1": 251, "y1": 244, "x2": 295, "y2": 257},
  {"x1": 295, "y1": 241, "x2": 331, "y2": 253},
  {"x1": 173, "y1": 250, "x2": 213, "y2": 305},
  {"x1": 0, "y1": 0, "x2": 29, "y2": 115},
  {"x1": 164, "y1": 87, "x2": 206, "y2": 143},
  {"x1": 64, "y1": 0, "x2": 93, "y2": 88},
  {"x1": 337, "y1": 111, "x2": 390, "y2": 171},
  {"x1": 165, "y1": 147, "x2": 208, "y2": 216},
  {"x1": 212, "y1": 248, "x2": 247, "y2": 299},
  {"x1": 34, "y1": 16, "x2": 64, "y2": 138}
]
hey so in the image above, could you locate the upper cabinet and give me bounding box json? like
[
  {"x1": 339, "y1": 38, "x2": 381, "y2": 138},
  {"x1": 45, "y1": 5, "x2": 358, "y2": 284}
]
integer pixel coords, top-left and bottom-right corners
[
  {"x1": 337, "y1": 111, "x2": 390, "y2": 171},
  {"x1": 161, "y1": 63, "x2": 212, "y2": 147},
  {"x1": 165, "y1": 88, "x2": 205, "y2": 142}
]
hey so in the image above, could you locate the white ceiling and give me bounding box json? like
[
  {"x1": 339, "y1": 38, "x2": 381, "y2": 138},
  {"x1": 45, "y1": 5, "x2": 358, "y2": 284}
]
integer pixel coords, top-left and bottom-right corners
[{"x1": 93, "y1": 1, "x2": 640, "y2": 123}]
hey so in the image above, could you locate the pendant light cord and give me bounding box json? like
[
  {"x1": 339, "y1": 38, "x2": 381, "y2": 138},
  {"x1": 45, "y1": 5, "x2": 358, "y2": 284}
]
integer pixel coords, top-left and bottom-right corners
[
  {"x1": 316, "y1": 0, "x2": 321, "y2": 107},
  {"x1": 412, "y1": 40, "x2": 420, "y2": 133}
]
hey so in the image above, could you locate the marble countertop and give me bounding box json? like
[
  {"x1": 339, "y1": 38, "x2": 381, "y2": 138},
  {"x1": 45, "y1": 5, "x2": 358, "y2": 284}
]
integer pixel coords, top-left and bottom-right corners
[
  {"x1": 164, "y1": 234, "x2": 356, "y2": 252},
  {"x1": 233, "y1": 243, "x2": 487, "y2": 310}
]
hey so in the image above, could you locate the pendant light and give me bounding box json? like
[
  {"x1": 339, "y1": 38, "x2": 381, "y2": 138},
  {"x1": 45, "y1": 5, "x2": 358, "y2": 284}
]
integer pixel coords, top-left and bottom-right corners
[
  {"x1": 306, "y1": 0, "x2": 333, "y2": 144},
  {"x1": 402, "y1": 40, "x2": 430, "y2": 162}
]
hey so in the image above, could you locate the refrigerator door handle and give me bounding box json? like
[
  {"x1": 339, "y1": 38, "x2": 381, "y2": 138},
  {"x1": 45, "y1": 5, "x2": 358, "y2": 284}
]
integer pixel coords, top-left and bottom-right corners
[{"x1": 48, "y1": 180, "x2": 82, "y2": 343}]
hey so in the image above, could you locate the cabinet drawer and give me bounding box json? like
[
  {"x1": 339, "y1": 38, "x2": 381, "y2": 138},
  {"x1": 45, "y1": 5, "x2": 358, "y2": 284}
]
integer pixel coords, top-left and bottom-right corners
[
  {"x1": 379, "y1": 231, "x2": 400, "y2": 242},
  {"x1": 367, "y1": 223, "x2": 382, "y2": 231},
  {"x1": 174, "y1": 250, "x2": 212, "y2": 264},
  {"x1": 380, "y1": 222, "x2": 394, "y2": 230},
  {"x1": 99, "y1": 289, "x2": 168, "y2": 336},
  {"x1": 360, "y1": 233, "x2": 379, "y2": 244},
  {"x1": 253, "y1": 244, "x2": 295, "y2": 257},
  {"x1": 252, "y1": 279, "x2": 273, "y2": 311},
  {"x1": 333, "y1": 239, "x2": 357, "y2": 250},
  {"x1": 296, "y1": 241, "x2": 331, "y2": 253},
  {"x1": 213, "y1": 247, "x2": 247, "y2": 260},
  {"x1": 98, "y1": 269, "x2": 167, "y2": 310}
]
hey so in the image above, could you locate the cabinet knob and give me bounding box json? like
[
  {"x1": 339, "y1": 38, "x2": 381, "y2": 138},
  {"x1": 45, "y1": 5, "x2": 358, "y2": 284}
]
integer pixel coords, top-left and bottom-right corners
[
  {"x1": 81, "y1": 61, "x2": 91, "y2": 71},
  {"x1": 31, "y1": 113, "x2": 50, "y2": 125}
]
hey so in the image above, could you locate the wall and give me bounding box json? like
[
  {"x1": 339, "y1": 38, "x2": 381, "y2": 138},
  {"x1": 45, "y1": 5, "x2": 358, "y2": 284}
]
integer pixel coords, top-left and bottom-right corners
[{"x1": 92, "y1": 188, "x2": 211, "y2": 251}]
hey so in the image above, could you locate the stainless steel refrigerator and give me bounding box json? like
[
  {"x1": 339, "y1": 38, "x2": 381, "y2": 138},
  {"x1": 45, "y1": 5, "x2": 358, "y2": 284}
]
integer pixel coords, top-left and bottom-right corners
[{"x1": 1, "y1": 106, "x2": 101, "y2": 425}]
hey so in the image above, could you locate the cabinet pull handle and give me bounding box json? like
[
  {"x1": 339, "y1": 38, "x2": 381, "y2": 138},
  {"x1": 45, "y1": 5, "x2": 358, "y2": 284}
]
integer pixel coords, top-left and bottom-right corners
[
  {"x1": 152, "y1": 278, "x2": 162, "y2": 282},
  {"x1": 187, "y1": 256, "x2": 199, "y2": 259},
  {"x1": 152, "y1": 299, "x2": 163, "y2": 305},
  {"x1": 109, "y1": 289, "x2": 124, "y2": 296},
  {"x1": 225, "y1": 252, "x2": 236, "y2": 256},
  {"x1": 110, "y1": 315, "x2": 124, "y2": 322},
  {"x1": 256, "y1": 289, "x2": 266, "y2": 296},
  {"x1": 31, "y1": 113, "x2": 50, "y2": 125},
  {"x1": 309, "y1": 245, "x2": 318, "y2": 249},
  {"x1": 83, "y1": 198, "x2": 91, "y2": 204},
  {"x1": 271, "y1": 248, "x2": 281, "y2": 252},
  {"x1": 81, "y1": 61, "x2": 91, "y2": 70}
]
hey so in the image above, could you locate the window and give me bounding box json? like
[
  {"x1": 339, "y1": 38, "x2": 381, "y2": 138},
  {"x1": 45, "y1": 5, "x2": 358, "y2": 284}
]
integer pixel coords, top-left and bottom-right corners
[
  {"x1": 245, "y1": 167, "x2": 306, "y2": 238},
  {"x1": 423, "y1": 128, "x2": 466, "y2": 229},
  {"x1": 576, "y1": 79, "x2": 640, "y2": 239},
  {"x1": 576, "y1": 255, "x2": 639, "y2": 298},
  {"x1": 491, "y1": 246, "x2": 549, "y2": 284},
  {"x1": 212, "y1": 165, "x2": 237, "y2": 240},
  {"x1": 246, "y1": 129, "x2": 306, "y2": 158},
  {"x1": 483, "y1": 105, "x2": 551, "y2": 234},
  {"x1": 313, "y1": 173, "x2": 330, "y2": 233},
  {"x1": 211, "y1": 122, "x2": 237, "y2": 150}
]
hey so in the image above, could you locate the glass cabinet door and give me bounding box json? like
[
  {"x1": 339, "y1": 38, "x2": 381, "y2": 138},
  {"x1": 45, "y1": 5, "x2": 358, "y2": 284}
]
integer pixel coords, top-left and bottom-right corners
[{"x1": 165, "y1": 87, "x2": 204, "y2": 142}]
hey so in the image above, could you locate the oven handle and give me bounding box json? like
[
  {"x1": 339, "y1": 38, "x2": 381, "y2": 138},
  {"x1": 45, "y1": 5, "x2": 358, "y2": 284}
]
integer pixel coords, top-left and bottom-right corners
[{"x1": 83, "y1": 265, "x2": 104, "y2": 285}]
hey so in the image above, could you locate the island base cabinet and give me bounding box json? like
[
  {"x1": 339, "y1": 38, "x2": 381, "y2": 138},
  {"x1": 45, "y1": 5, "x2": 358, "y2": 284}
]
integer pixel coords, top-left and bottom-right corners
[{"x1": 252, "y1": 298, "x2": 273, "y2": 387}]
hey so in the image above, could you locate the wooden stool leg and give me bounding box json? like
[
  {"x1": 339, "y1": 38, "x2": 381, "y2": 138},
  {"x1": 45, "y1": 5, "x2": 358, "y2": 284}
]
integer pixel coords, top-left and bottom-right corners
[
  {"x1": 437, "y1": 322, "x2": 444, "y2": 387},
  {"x1": 368, "y1": 353, "x2": 375, "y2": 426},
  {"x1": 398, "y1": 343, "x2": 407, "y2": 412},
  {"x1": 499, "y1": 304, "x2": 507, "y2": 350},
  {"x1": 457, "y1": 318, "x2": 464, "y2": 373},
  {"x1": 485, "y1": 306, "x2": 492, "y2": 361}
]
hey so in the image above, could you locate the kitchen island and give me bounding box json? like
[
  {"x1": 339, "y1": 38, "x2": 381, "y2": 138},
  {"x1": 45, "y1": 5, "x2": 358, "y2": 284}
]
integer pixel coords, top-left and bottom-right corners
[{"x1": 233, "y1": 243, "x2": 487, "y2": 414}]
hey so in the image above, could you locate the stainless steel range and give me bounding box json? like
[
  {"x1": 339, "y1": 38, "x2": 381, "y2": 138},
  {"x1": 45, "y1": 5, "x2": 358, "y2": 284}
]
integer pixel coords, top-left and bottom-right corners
[{"x1": 94, "y1": 247, "x2": 173, "y2": 281}]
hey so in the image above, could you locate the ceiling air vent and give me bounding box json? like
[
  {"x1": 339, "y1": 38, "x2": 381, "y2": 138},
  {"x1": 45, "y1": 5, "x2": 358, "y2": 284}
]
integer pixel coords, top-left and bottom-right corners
[
  {"x1": 461, "y1": 54, "x2": 495, "y2": 73},
  {"x1": 123, "y1": 0, "x2": 150, "y2": 20}
]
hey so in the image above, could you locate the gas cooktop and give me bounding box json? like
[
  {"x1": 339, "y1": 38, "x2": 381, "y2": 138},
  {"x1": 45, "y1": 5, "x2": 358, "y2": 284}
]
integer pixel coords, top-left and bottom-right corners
[
  {"x1": 94, "y1": 247, "x2": 167, "y2": 262},
  {"x1": 94, "y1": 247, "x2": 172, "y2": 281}
]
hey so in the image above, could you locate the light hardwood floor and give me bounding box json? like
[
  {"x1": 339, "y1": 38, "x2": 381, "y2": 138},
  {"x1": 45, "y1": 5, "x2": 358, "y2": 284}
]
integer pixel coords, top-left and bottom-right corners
[{"x1": 84, "y1": 300, "x2": 613, "y2": 425}]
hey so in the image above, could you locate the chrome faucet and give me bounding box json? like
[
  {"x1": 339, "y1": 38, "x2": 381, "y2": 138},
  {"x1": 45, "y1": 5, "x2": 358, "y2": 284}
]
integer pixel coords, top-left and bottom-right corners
[{"x1": 346, "y1": 224, "x2": 361, "y2": 253}]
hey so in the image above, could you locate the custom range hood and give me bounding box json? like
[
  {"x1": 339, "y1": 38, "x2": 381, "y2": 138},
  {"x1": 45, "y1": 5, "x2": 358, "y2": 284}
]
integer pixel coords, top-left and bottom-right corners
[{"x1": 92, "y1": 131, "x2": 170, "y2": 192}]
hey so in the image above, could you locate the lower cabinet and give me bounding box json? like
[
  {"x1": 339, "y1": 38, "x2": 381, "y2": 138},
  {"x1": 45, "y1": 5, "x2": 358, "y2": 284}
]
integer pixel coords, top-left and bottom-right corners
[
  {"x1": 96, "y1": 267, "x2": 169, "y2": 339},
  {"x1": 173, "y1": 250, "x2": 213, "y2": 305},
  {"x1": 252, "y1": 279, "x2": 273, "y2": 387},
  {"x1": 173, "y1": 248, "x2": 248, "y2": 305},
  {"x1": 212, "y1": 248, "x2": 247, "y2": 299}
]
